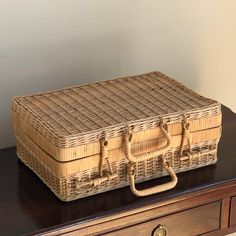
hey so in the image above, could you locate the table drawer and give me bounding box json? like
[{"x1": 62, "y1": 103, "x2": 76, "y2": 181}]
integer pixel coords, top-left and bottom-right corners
[
  {"x1": 230, "y1": 196, "x2": 236, "y2": 227},
  {"x1": 104, "y1": 201, "x2": 221, "y2": 236}
]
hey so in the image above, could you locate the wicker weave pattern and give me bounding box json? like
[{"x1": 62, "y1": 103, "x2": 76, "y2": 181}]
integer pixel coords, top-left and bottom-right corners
[
  {"x1": 15, "y1": 126, "x2": 221, "y2": 177},
  {"x1": 13, "y1": 71, "x2": 222, "y2": 201},
  {"x1": 13, "y1": 111, "x2": 221, "y2": 162},
  {"x1": 13, "y1": 72, "x2": 220, "y2": 149},
  {"x1": 17, "y1": 137, "x2": 218, "y2": 201}
]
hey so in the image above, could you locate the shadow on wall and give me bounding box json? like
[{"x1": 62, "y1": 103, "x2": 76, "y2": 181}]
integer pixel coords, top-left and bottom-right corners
[{"x1": 0, "y1": 34, "x2": 126, "y2": 148}]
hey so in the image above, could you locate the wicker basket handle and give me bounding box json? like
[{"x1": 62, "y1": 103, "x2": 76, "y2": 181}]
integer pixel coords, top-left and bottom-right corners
[
  {"x1": 128, "y1": 160, "x2": 178, "y2": 197},
  {"x1": 124, "y1": 120, "x2": 171, "y2": 162}
]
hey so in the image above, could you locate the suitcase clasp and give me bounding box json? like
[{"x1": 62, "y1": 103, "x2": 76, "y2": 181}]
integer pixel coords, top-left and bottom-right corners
[
  {"x1": 75, "y1": 132, "x2": 118, "y2": 192},
  {"x1": 179, "y1": 115, "x2": 193, "y2": 161}
]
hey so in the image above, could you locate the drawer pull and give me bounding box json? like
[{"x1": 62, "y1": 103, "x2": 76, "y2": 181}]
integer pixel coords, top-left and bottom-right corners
[{"x1": 152, "y1": 225, "x2": 168, "y2": 236}]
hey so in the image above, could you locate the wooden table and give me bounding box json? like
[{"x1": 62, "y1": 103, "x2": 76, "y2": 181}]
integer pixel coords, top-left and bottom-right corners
[{"x1": 0, "y1": 106, "x2": 236, "y2": 236}]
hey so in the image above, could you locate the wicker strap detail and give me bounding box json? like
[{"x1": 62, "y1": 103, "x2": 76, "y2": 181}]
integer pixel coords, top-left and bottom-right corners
[
  {"x1": 76, "y1": 172, "x2": 118, "y2": 191},
  {"x1": 76, "y1": 133, "x2": 119, "y2": 191},
  {"x1": 99, "y1": 132, "x2": 109, "y2": 177},
  {"x1": 128, "y1": 159, "x2": 178, "y2": 197},
  {"x1": 180, "y1": 148, "x2": 216, "y2": 161},
  {"x1": 124, "y1": 120, "x2": 171, "y2": 162},
  {"x1": 179, "y1": 116, "x2": 193, "y2": 161}
]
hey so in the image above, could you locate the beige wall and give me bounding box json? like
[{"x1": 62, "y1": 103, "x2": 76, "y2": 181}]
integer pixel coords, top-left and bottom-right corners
[{"x1": 1, "y1": 0, "x2": 236, "y2": 149}]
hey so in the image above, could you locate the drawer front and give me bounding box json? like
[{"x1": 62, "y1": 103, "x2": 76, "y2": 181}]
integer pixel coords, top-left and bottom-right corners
[
  {"x1": 104, "y1": 201, "x2": 221, "y2": 236},
  {"x1": 230, "y1": 196, "x2": 236, "y2": 227}
]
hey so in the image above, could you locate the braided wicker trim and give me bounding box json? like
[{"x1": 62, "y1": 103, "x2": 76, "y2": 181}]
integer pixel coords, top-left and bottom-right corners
[
  {"x1": 15, "y1": 124, "x2": 221, "y2": 177},
  {"x1": 13, "y1": 111, "x2": 222, "y2": 162}
]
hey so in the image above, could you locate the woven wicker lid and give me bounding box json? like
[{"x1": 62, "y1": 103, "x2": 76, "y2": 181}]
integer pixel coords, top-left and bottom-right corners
[{"x1": 13, "y1": 71, "x2": 220, "y2": 147}]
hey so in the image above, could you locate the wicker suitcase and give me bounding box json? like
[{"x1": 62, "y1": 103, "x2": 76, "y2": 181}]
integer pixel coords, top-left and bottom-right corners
[{"x1": 12, "y1": 71, "x2": 222, "y2": 201}]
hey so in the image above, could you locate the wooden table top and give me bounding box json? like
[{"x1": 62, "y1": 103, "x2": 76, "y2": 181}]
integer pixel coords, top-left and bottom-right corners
[{"x1": 0, "y1": 105, "x2": 236, "y2": 236}]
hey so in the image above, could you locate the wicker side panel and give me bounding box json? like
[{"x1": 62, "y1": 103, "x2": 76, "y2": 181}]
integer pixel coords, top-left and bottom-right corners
[
  {"x1": 16, "y1": 137, "x2": 218, "y2": 202},
  {"x1": 15, "y1": 126, "x2": 221, "y2": 177}
]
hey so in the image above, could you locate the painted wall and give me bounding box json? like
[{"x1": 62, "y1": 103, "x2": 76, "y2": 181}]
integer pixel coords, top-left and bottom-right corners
[{"x1": 1, "y1": 0, "x2": 236, "y2": 148}]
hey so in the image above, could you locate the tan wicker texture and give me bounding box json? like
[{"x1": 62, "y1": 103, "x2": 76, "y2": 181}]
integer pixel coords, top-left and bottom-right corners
[
  {"x1": 15, "y1": 126, "x2": 221, "y2": 177},
  {"x1": 12, "y1": 71, "x2": 222, "y2": 201}
]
